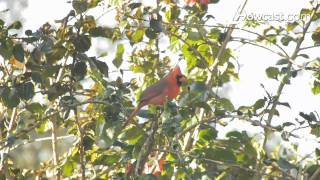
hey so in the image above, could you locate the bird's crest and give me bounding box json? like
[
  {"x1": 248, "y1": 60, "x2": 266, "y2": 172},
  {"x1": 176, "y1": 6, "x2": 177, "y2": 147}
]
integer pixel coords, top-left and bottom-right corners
[{"x1": 170, "y1": 65, "x2": 182, "y2": 75}]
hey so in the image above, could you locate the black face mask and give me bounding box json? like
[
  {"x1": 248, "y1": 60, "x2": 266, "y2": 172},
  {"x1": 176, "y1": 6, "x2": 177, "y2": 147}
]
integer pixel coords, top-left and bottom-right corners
[{"x1": 176, "y1": 75, "x2": 184, "y2": 86}]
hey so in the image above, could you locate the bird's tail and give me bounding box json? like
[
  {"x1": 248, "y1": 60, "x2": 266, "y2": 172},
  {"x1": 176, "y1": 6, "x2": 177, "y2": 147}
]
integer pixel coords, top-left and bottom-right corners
[{"x1": 123, "y1": 103, "x2": 143, "y2": 128}]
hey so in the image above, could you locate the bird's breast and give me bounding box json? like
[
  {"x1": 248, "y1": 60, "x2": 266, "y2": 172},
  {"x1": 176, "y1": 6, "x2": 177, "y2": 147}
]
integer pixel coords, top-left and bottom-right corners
[{"x1": 167, "y1": 84, "x2": 180, "y2": 100}]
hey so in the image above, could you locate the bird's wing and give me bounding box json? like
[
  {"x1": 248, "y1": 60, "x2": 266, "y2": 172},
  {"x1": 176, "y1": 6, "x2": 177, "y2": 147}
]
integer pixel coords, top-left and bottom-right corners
[{"x1": 139, "y1": 79, "x2": 169, "y2": 104}]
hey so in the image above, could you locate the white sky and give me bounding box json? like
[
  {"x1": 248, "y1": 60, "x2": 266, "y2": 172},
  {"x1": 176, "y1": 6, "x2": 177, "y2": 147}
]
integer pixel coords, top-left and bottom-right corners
[{"x1": 1, "y1": 0, "x2": 320, "y2": 160}]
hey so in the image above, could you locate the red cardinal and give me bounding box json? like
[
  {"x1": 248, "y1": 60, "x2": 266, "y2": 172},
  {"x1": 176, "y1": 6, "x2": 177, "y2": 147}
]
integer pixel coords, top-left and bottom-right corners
[{"x1": 125, "y1": 66, "x2": 187, "y2": 126}]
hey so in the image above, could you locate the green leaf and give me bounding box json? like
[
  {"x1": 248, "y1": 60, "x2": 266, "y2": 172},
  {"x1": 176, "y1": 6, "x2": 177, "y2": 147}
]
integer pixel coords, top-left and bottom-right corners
[
  {"x1": 145, "y1": 28, "x2": 157, "y2": 39},
  {"x1": 113, "y1": 44, "x2": 124, "y2": 68},
  {"x1": 26, "y1": 103, "x2": 44, "y2": 114},
  {"x1": 16, "y1": 82, "x2": 35, "y2": 100},
  {"x1": 194, "y1": 102, "x2": 212, "y2": 112},
  {"x1": 132, "y1": 29, "x2": 144, "y2": 43},
  {"x1": 266, "y1": 67, "x2": 279, "y2": 80},
  {"x1": 60, "y1": 96, "x2": 78, "y2": 107},
  {"x1": 72, "y1": 61, "x2": 87, "y2": 80},
  {"x1": 299, "y1": 112, "x2": 317, "y2": 122},
  {"x1": 92, "y1": 58, "x2": 109, "y2": 77},
  {"x1": 253, "y1": 98, "x2": 266, "y2": 111},
  {"x1": 182, "y1": 44, "x2": 197, "y2": 70},
  {"x1": 312, "y1": 32, "x2": 320, "y2": 43},
  {"x1": 311, "y1": 125, "x2": 320, "y2": 137},
  {"x1": 0, "y1": 39, "x2": 14, "y2": 59},
  {"x1": 205, "y1": 147, "x2": 236, "y2": 162},
  {"x1": 119, "y1": 126, "x2": 144, "y2": 145},
  {"x1": 62, "y1": 159, "x2": 77, "y2": 177},
  {"x1": 287, "y1": 22, "x2": 298, "y2": 31},
  {"x1": 282, "y1": 122, "x2": 295, "y2": 127},
  {"x1": 219, "y1": 98, "x2": 234, "y2": 111},
  {"x1": 226, "y1": 131, "x2": 243, "y2": 140},
  {"x1": 136, "y1": 109, "x2": 155, "y2": 119},
  {"x1": 31, "y1": 72, "x2": 44, "y2": 83},
  {"x1": 188, "y1": 31, "x2": 202, "y2": 41},
  {"x1": 278, "y1": 158, "x2": 296, "y2": 171},
  {"x1": 165, "y1": 5, "x2": 180, "y2": 21},
  {"x1": 300, "y1": 8, "x2": 312, "y2": 16},
  {"x1": 73, "y1": 35, "x2": 91, "y2": 52},
  {"x1": 280, "y1": 35, "x2": 293, "y2": 46},
  {"x1": 8, "y1": 21, "x2": 22, "y2": 29},
  {"x1": 128, "y1": 2, "x2": 142, "y2": 9},
  {"x1": 83, "y1": 135, "x2": 94, "y2": 150},
  {"x1": 47, "y1": 83, "x2": 68, "y2": 101},
  {"x1": 95, "y1": 153, "x2": 121, "y2": 166},
  {"x1": 312, "y1": 80, "x2": 320, "y2": 95},
  {"x1": 298, "y1": 54, "x2": 309, "y2": 59},
  {"x1": 278, "y1": 102, "x2": 291, "y2": 108},
  {"x1": 40, "y1": 37, "x2": 54, "y2": 52},
  {"x1": 1, "y1": 87, "x2": 20, "y2": 108},
  {"x1": 316, "y1": 148, "x2": 320, "y2": 158},
  {"x1": 45, "y1": 45, "x2": 67, "y2": 62},
  {"x1": 276, "y1": 58, "x2": 288, "y2": 65},
  {"x1": 25, "y1": 30, "x2": 32, "y2": 36},
  {"x1": 72, "y1": 0, "x2": 88, "y2": 13},
  {"x1": 13, "y1": 44, "x2": 24, "y2": 62},
  {"x1": 197, "y1": 44, "x2": 212, "y2": 64},
  {"x1": 198, "y1": 127, "x2": 217, "y2": 142},
  {"x1": 89, "y1": 26, "x2": 113, "y2": 38}
]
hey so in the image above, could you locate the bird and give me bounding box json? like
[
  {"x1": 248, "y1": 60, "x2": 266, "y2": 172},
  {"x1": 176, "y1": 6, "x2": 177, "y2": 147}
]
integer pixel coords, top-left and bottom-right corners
[{"x1": 124, "y1": 65, "x2": 188, "y2": 127}]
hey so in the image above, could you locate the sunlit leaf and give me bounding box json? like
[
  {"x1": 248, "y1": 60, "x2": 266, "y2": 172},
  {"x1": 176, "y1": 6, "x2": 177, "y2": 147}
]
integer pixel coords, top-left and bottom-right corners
[
  {"x1": 198, "y1": 126, "x2": 217, "y2": 143},
  {"x1": 62, "y1": 158, "x2": 77, "y2": 177},
  {"x1": 312, "y1": 80, "x2": 320, "y2": 95},
  {"x1": 219, "y1": 98, "x2": 234, "y2": 111},
  {"x1": 113, "y1": 44, "x2": 124, "y2": 68},
  {"x1": 132, "y1": 29, "x2": 144, "y2": 43},
  {"x1": 287, "y1": 22, "x2": 298, "y2": 31},
  {"x1": 9, "y1": 57, "x2": 24, "y2": 69}
]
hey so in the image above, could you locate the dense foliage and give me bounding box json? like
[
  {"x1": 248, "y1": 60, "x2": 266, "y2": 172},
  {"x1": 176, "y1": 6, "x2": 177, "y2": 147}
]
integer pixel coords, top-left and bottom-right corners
[{"x1": 0, "y1": 0, "x2": 320, "y2": 179}]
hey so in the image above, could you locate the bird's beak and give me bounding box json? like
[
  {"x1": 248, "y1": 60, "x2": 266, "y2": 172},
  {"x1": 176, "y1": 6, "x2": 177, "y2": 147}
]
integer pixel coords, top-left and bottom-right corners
[{"x1": 178, "y1": 75, "x2": 188, "y2": 84}]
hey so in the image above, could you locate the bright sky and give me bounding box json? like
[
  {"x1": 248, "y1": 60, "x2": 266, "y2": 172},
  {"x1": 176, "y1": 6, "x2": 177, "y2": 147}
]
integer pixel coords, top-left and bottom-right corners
[{"x1": 1, "y1": 0, "x2": 320, "y2": 160}]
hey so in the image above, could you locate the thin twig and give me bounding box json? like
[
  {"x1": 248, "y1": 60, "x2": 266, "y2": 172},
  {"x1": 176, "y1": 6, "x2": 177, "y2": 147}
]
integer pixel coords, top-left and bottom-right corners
[
  {"x1": 50, "y1": 118, "x2": 60, "y2": 180},
  {"x1": 74, "y1": 108, "x2": 86, "y2": 179},
  {"x1": 0, "y1": 108, "x2": 17, "y2": 178}
]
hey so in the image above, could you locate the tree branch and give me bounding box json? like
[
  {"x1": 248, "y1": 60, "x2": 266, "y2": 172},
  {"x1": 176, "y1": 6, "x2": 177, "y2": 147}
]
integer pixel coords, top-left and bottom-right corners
[
  {"x1": 254, "y1": 4, "x2": 320, "y2": 179},
  {"x1": 50, "y1": 117, "x2": 60, "y2": 180}
]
